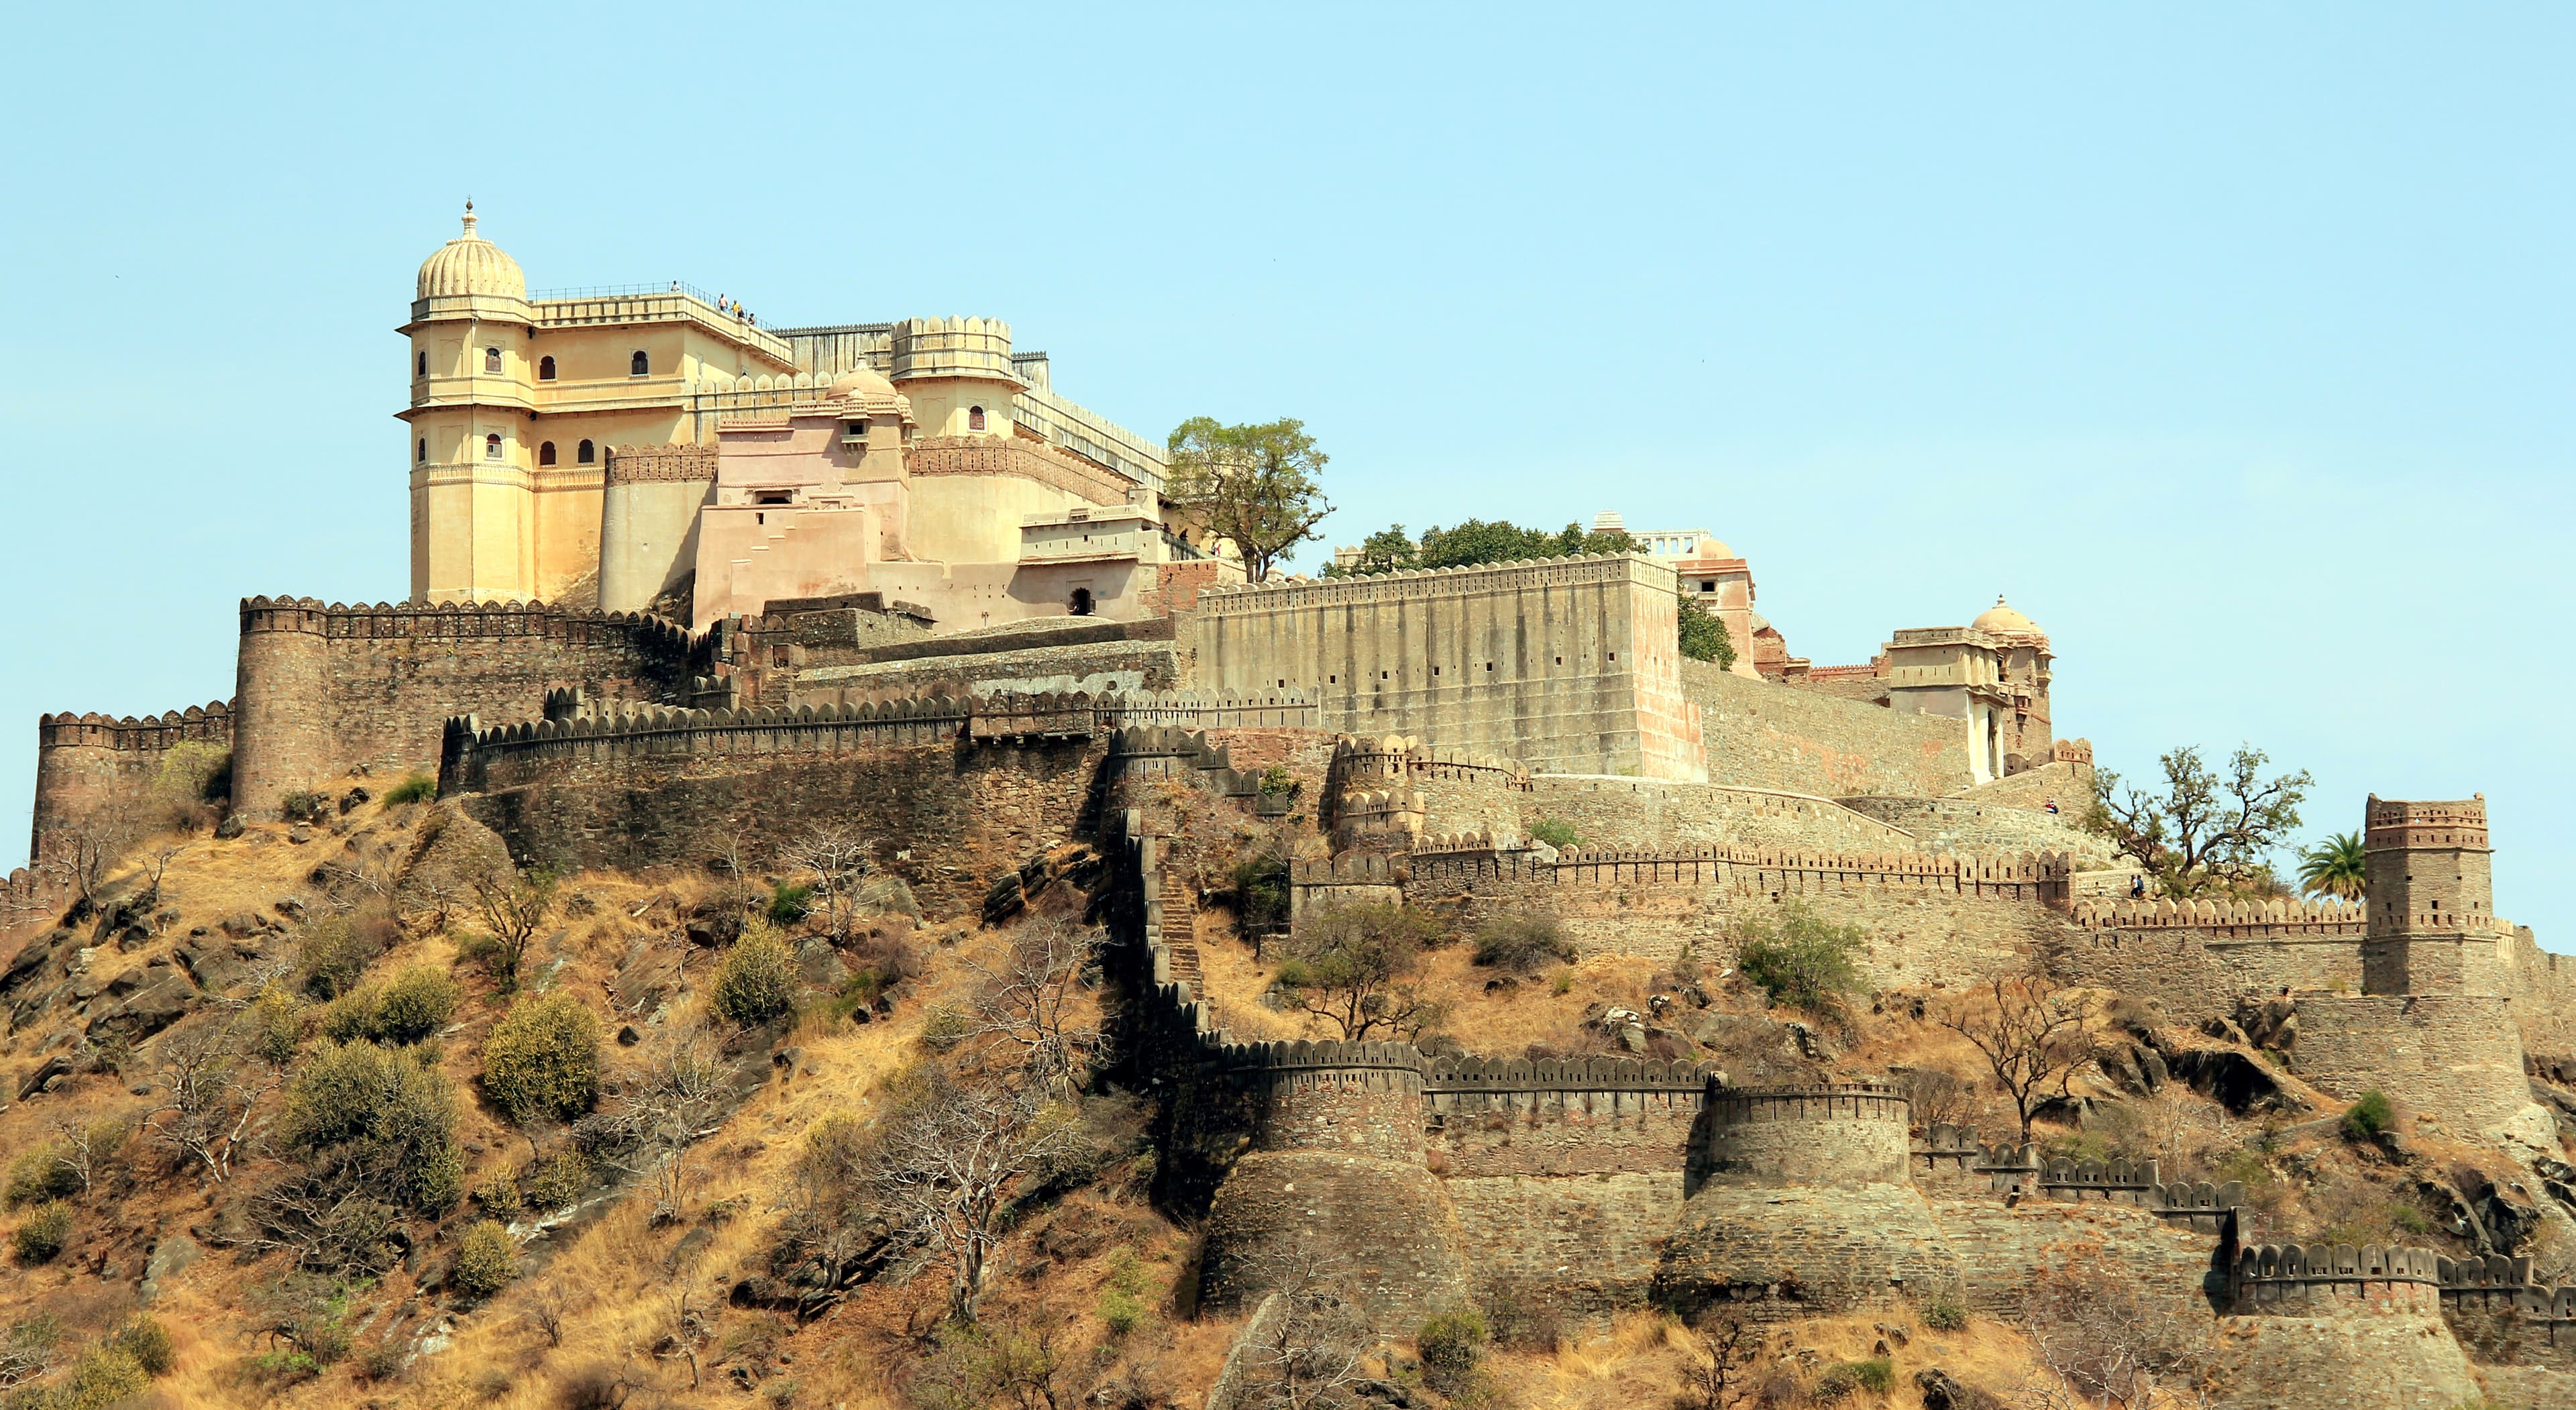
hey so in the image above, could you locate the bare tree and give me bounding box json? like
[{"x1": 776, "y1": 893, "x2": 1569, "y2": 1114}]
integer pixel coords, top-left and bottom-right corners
[
  {"x1": 781, "y1": 826, "x2": 874, "y2": 946},
  {"x1": 144, "y1": 1024, "x2": 276, "y2": 1181},
  {"x1": 470, "y1": 865, "x2": 559, "y2": 991},
  {"x1": 1899, "y1": 1065, "x2": 1981, "y2": 1132},
  {"x1": 1678, "y1": 1315, "x2": 1764, "y2": 1410},
  {"x1": 1940, "y1": 972, "x2": 2096, "y2": 1145},
  {"x1": 2014, "y1": 1265, "x2": 2214, "y2": 1409},
  {"x1": 591, "y1": 1042, "x2": 731, "y2": 1226},
  {"x1": 135, "y1": 841, "x2": 186, "y2": 908},
  {"x1": 524, "y1": 1279, "x2": 572, "y2": 1347},
  {"x1": 1271, "y1": 900, "x2": 1448, "y2": 1042},
  {"x1": 837, "y1": 1072, "x2": 1082, "y2": 1323},
  {"x1": 0, "y1": 1314, "x2": 62, "y2": 1391},
  {"x1": 950, "y1": 918, "x2": 1102, "y2": 1096},
  {"x1": 44, "y1": 1114, "x2": 123, "y2": 1197},
  {"x1": 39, "y1": 815, "x2": 133, "y2": 918},
  {"x1": 1234, "y1": 1237, "x2": 1373, "y2": 1410},
  {"x1": 653, "y1": 1237, "x2": 712, "y2": 1390}
]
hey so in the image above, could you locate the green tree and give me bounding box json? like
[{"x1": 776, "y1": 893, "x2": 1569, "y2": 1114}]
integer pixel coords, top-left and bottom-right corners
[
  {"x1": 2085, "y1": 745, "x2": 2312, "y2": 898},
  {"x1": 280, "y1": 1040, "x2": 465, "y2": 1213},
  {"x1": 2298, "y1": 831, "x2": 2368, "y2": 901},
  {"x1": 480, "y1": 991, "x2": 602, "y2": 1126},
  {"x1": 1418, "y1": 519, "x2": 1558, "y2": 567},
  {"x1": 1733, "y1": 904, "x2": 1865, "y2": 1014},
  {"x1": 1677, "y1": 589, "x2": 1737, "y2": 668},
  {"x1": 1164, "y1": 417, "x2": 1333, "y2": 582},
  {"x1": 1273, "y1": 901, "x2": 1448, "y2": 1040},
  {"x1": 1328, "y1": 523, "x2": 1420, "y2": 576}
]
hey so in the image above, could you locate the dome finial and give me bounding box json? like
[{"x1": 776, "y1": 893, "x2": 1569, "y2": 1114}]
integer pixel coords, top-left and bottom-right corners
[{"x1": 462, "y1": 198, "x2": 478, "y2": 239}]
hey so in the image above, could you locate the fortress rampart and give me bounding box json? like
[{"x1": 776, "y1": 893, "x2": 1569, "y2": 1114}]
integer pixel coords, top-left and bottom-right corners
[
  {"x1": 30, "y1": 701, "x2": 231, "y2": 863},
  {"x1": 232, "y1": 596, "x2": 698, "y2": 817},
  {"x1": 1401, "y1": 844, "x2": 2074, "y2": 977},
  {"x1": 1530, "y1": 776, "x2": 1919, "y2": 853},
  {"x1": 1681, "y1": 658, "x2": 1971, "y2": 798},
  {"x1": 1182, "y1": 554, "x2": 1707, "y2": 783},
  {"x1": 1324, "y1": 733, "x2": 1530, "y2": 847}
]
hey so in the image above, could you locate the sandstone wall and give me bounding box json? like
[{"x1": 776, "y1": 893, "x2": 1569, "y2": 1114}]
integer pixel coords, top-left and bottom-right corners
[
  {"x1": 2212, "y1": 1286, "x2": 2481, "y2": 1410},
  {"x1": 1405, "y1": 847, "x2": 2072, "y2": 981},
  {"x1": 1953, "y1": 758, "x2": 2093, "y2": 810},
  {"x1": 2294, "y1": 993, "x2": 2536, "y2": 1138},
  {"x1": 795, "y1": 631, "x2": 1183, "y2": 702},
  {"x1": 1927, "y1": 1196, "x2": 2221, "y2": 1317},
  {"x1": 30, "y1": 702, "x2": 231, "y2": 863},
  {"x1": 1682, "y1": 659, "x2": 1970, "y2": 798},
  {"x1": 1183, "y1": 555, "x2": 1707, "y2": 782},
  {"x1": 231, "y1": 597, "x2": 696, "y2": 816},
  {"x1": 455, "y1": 720, "x2": 1102, "y2": 918},
  {"x1": 1834, "y1": 795, "x2": 2108, "y2": 863},
  {"x1": 1526, "y1": 777, "x2": 1917, "y2": 853}
]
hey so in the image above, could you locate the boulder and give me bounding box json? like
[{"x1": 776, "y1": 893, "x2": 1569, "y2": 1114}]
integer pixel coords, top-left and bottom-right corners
[
  {"x1": 1915, "y1": 1367, "x2": 1991, "y2": 1410},
  {"x1": 139, "y1": 1234, "x2": 201, "y2": 1305},
  {"x1": 176, "y1": 938, "x2": 256, "y2": 995},
  {"x1": 16, "y1": 1054, "x2": 74, "y2": 1101},
  {"x1": 2165, "y1": 1047, "x2": 2298, "y2": 1115},
  {"x1": 87, "y1": 973, "x2": 196, "y2": 1044}
]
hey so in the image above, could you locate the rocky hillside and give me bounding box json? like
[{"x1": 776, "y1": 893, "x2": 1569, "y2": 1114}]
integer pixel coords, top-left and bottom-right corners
[{"x1": 2, "y1": 789, "x2": 2573, "y2": 1410}]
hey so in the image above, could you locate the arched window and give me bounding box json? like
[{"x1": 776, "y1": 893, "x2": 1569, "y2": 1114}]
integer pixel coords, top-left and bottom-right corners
[
  {"x1": 415, "y1": 349, "x2": 427, "y2": 376},
  {"x1": 967, "y1": 404, "x2": 986, "y2": 431},
  {"x1": 539, "y1": 441, "x2": 557, "y2": 467},
  {"x1": 630, "y1": 350, "x2": 649, "y2": 377},
  {"x1": 538, "y1": 356, "x2": 556, "y2": 381},
  {"x1": 1069, "y1": 588, "x2": 1094, "y2": 616},
  {"x1": 484, "y1": 433, "x2": 502, "y2": 460},
  {"x1": 416, "y1": 437, "x2": 426, "y2": 463},
  {"x1": 576, "y1": 439, "x2": 596, "y2": 465},
  {"x1": 484, "y1": 347, "x2": 502, "y2": 374}
]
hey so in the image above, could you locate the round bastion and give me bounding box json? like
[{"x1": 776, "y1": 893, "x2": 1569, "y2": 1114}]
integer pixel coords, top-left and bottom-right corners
[
  {"x1": 1197, "y1": 1040, "x2": 1469, "y2": 1323},
  {"x1": 1654, "y1": 1083, "x2": 1963, "y2": 1321}
]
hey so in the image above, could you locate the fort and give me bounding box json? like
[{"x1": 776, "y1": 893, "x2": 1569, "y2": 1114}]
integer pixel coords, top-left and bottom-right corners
[{"x1": 8, "y1": 213, "x2": 2575, "y2": 1409}]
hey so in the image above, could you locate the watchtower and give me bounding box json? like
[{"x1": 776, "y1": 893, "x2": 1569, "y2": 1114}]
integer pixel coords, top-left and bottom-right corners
[{"x1": 2361, "y1": 795, "x2": 2498, "y2": 995}]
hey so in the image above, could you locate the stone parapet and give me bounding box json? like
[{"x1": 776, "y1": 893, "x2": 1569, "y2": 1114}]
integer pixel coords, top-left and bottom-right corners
[
  {"x1": 2072, "y1": 895, "x2": 2369, "y2": 938},
  {"x1": 1409, "y1": 844, "x2": 2071, "y2": 901}
]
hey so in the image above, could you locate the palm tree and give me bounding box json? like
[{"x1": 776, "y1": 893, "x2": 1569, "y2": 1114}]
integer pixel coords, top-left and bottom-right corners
[{"x1": 2297, "y1": 832, "x2": 2367, "y2": 900}]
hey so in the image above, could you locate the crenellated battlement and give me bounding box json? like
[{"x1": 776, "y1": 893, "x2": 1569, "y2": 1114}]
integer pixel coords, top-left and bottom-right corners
[
  {"x1": 2072, "y1": 894, "x2": 2369, "y2": 936},
  {"x1": 237, "y1": 595, "x2": 697, "y2": 653},
  {"x1": 1403, "y1": 844, "x2": 2073, "y2": 901},
  {"x1": 1194, "y1": 551, "x2": 1666, "y2": 612},
  {"x1": 2365, "y1": 794, "x2": 2489, "y2": 848},
  {"x1": 1328, "y1": 733, "x2": 1533, "y2": 790},
  {"x1": 36, "y1": 701, "x2": 231, "y2": 752}
]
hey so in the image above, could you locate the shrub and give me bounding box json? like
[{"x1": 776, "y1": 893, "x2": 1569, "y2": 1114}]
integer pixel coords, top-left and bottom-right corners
[
  {"x1": 1920, "y1": 1292, "x2": 1970, "y2": 1331},
  {"x1": 110, "y1": 1315, "x2": 174, "y2": 1376},
  {"x1": 299, "y1": 913, "x2": 390, "y2": 1000},
  {"x1": 1098, "y1": 1287, "x2": 1143, "y2": 1337},
  {"x1": 1416, "y1": 1309, "x2": 1489, "y2": 1395},
  {"x1": 11, "y1": 1202, "x2": 71, "y2": 1264},
  {"x1": 1529, "y1": 816, "x2": 1579, "y2": 849},
  {"x1": 384, "y1": 773, "x2": 439, "y2": 806},
  {"x1": 452, "y1": 1219, "x2": 520, "y2": 1299},
  {"x1": 767, "y1": 882, "x2": 813, "y2": 926},
  {"x1": 4, "y1": 1144, "x2": 80, "y2": 1208},
  {"x1": 1734, "y1": 903, "x2": 1865, "y2": 1013},
  {"x1": 1258, "y1": 765, "x2": 1295, "y2": 798},
  {"x1": 2342, "y1": 1089, "x2": 2396, "y2": 1142},
  {"x1": 1472, "y1": 912, "x2": 1576, "y2": 974},
  {"x1": 712, "y1": 920, "x2": 799, "y2": 1027},
  {"x1": 481, "y1": 991, "x2": 602, "y2": 1126},
  {"x1": 1813, "y1": 1357, "x2": 1894, "y2": 1401},
  {"x1": 280, "y1": 790, "x2": 333, "y2": 824},
  {"x1": 371, "y1": 965, "x2": 461, "y2": 1044},
  {"x1": 525, "y1": 1150, "x2": 590, "y2": 1211},
  {"x1": 52, "y1": 1344, "x2": 149, "y2": 1409},
  {"x1": 281, "y1": 1040, "x2": 465, "y2": 1213},
  {"x1": 474, "y1": 1167, "x2": 525, "y2": 1218},
  {"x1": 250, "y1": 983, "x2": 311, "y2": 1063},
  {"x1": 1232, "y1": 846, "x2": 1291, "y2": 934}
]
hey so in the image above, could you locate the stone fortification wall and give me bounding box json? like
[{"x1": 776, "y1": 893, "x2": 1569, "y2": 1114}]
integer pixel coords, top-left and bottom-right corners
[
  {"x1": 907, "y1": 433, "x2": 1132, "y2": 506},
  {"x1": 1182, "y1": 554, "x2": 1707, "y2": 783},
  {"x1": 1656, "y1": 1083, "x2": 1964, "y2": 1320},
  {"x1": 2293, "y1": 993, "x2": 2536, "y2": 1139},
  {"x1": 1951, "y1": 755, "x2": 2093, "y2": 811},
  {"x1": 231, "y1": 596, "x2": 696, "y2": 817},
  {"x1": 2052, "y1": 896, "x2": 2369, "y2": 1018},
  {"x1": 1835, "y1": 794, "x2": 2108, "y2": 863},
  {"x1": 1324, "y1": 734, "x2": 1532, "y2": 848},
  {"x1": 1527, "y1": 777, "x2": 1917, "y2": 853},
  {"x1": 1682, "y1": 658, "x2": 1970, "y2": 798},
  {"x1": 445, "y1": 694, "x2": 1104, "y2": 916},
  {"x1": 2499, "y1": 928, "x2": 2576, "y2": 1052},
  {"x1": 30, "y1": 702, "x2": 231, "y2": 863},
  {"x1": 1403, "y1": 845, "x2": 2074, "y2": 979},
  {"x1": 2213, "y1": 1242, "x2": 2486, "y2": 1410},
  {"x1": 794, "y1": 622, "x2": 1183, "y2": 703}
]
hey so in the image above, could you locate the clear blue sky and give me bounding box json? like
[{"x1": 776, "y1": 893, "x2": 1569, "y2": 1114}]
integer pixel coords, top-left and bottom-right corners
[{"x1": 3, "y1": 5, "x2": 2568, "y2": 946}]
